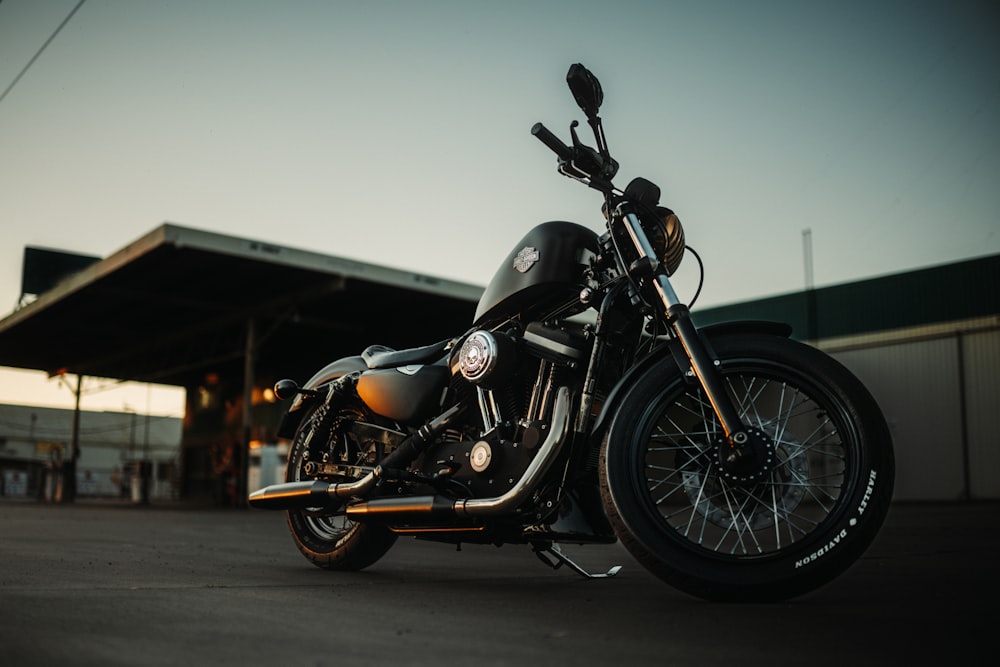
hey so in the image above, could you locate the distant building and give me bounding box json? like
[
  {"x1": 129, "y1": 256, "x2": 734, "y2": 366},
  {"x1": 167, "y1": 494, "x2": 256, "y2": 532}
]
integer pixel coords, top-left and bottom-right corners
[
  {"x1": 0, "y1": 403, "x2": 181, "y2": 501},
  {"x1": 693, "y1": 253, "x2": 1000, "y2": 501}
]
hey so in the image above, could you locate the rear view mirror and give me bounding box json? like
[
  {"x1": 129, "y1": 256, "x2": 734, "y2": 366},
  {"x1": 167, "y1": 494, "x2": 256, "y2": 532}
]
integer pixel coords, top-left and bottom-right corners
[{"x1": 567, "y1": 63, "x2": 603, "y2": 118}]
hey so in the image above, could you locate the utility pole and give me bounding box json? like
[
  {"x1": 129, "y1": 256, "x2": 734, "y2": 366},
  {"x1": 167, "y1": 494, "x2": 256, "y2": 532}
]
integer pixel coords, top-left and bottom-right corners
[
  {"x1": 802, "y1": 228, "x2": 818, "y2": 342},
  {"x1": 802, "y1": 228, "x2": 814, "y2": 290}
]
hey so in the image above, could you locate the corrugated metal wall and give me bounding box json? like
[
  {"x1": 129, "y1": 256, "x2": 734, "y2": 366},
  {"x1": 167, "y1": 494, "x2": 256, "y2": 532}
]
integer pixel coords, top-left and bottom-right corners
[
  {"x1": 964, "y1": 329, "x2": 1000, "y2": 498},
  {"x1": 823, "y1": 321, "x2": 999, "y2": 500},
  {"x1": 692, "y1": 255, "x2": 1000, "y2": 502}
]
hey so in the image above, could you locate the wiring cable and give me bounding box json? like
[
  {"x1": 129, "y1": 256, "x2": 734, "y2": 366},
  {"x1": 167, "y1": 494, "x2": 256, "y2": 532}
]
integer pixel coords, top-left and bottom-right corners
[{"x1": 0, "y1": 0, "x2": 87, "y2": 106}]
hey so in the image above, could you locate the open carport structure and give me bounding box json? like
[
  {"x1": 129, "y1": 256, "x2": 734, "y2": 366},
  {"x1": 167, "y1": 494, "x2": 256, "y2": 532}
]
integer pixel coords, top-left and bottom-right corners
[{"x1": 0, "y1": 223, "x2": 482, "y2": 501}]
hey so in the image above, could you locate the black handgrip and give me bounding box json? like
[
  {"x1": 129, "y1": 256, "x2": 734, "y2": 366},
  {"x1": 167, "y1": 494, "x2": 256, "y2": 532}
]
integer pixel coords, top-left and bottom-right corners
[{"x1": 531, "y1": 122, "x2": 573, "y2": 161}]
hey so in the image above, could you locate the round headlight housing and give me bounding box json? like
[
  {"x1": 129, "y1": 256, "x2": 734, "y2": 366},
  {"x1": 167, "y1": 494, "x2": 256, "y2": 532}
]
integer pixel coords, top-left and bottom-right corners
[{"x1": 645, "y1": 206, "x2": 685, "y2": 276}]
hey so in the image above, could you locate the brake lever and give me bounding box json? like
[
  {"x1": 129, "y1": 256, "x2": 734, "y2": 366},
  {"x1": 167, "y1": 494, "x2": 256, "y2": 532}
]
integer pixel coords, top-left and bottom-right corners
[
  {"x1": 569, "y1": 120, "x2": 584, "y2": 150},
  {"x1": 568, "y1": 123, "x2": 601, "y2": 172},
  {"x1": 565, "y1": 121, "x2": 618, "y2": 192}
]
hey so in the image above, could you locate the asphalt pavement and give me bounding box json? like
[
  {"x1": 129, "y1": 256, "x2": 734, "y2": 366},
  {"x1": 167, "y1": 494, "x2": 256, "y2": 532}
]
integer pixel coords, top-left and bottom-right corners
[{"x1": 0, "y1": 498, "x2": 994, "y2": 667}]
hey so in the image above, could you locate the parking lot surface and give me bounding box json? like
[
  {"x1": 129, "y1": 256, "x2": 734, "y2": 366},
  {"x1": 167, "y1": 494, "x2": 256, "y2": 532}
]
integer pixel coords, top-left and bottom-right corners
[{"x1": 0, "y1": 499, "x2": 994, "y2": 666}]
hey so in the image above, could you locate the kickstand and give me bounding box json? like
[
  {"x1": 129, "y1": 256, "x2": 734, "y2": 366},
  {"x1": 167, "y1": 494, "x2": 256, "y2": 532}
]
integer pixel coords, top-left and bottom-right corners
[{"x1": 531, "y1": 542, "x2": 622, "y2": 579}]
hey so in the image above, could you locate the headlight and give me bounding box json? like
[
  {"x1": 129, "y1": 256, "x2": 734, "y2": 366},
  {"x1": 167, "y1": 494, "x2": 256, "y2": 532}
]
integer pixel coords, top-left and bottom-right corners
[{"x1": 646, "y1": 207, "x2": 685, "y2": 275}]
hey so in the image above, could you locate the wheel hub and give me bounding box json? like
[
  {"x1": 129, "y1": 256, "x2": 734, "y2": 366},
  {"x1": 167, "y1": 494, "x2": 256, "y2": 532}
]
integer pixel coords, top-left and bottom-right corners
[
  {"x1": 713, "y1": 428, "x2": 775, "y2": 485},
  {"x1": 678, "y1": 426, "x2": 809, "y2": 531}
]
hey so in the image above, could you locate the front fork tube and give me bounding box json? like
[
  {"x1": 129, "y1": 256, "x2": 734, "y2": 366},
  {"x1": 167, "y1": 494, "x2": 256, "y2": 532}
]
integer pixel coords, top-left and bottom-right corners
[
  {"x1": 620, "y1": 211, "x2": 747, "y2": 445},
  {"x1": 665, "y1": 304, "x2": 745, "y2": 441}
]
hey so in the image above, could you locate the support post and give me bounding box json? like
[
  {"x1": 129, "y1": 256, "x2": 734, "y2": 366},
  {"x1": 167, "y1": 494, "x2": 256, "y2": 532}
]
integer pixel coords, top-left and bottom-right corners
[
  {"x1": 61, "y1": 374, "x2": 82, "y2": 503},
  {"x1": 238, "y1": 318, "x2": 256, "y2": 507}
]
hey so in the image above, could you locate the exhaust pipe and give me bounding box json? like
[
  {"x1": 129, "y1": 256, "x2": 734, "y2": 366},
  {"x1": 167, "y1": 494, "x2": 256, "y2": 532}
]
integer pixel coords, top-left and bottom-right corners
[
  {"x1": 248, "y1": 473, "x2": 379, "y2": 510},
  {"x1": 345, "y1": 495, "x2": 456, "y2": 519},
  {"x1": 250, "y1": 388, "x2": 571, "y2": 518},
  {"x1": 347, "y1": 387, "x2": 571, "y2": 521}
]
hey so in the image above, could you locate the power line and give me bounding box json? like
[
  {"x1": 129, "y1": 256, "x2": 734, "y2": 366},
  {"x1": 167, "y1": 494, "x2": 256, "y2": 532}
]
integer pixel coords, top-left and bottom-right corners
[{"x1": 0, "y1": 0, "x2": 87, "y2": 107}]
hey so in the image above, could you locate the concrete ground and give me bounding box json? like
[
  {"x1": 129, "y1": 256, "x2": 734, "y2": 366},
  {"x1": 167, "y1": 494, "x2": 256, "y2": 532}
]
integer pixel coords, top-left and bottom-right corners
[{"x1": 0, "y1": 499, "x2": 994, "y2": 666}]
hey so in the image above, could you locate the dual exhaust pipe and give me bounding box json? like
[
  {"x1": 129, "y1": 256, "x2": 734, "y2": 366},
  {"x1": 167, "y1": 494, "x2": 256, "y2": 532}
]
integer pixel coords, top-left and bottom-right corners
[{"x1": 248, "y1": 388, "x2": 571, "y2": 520}]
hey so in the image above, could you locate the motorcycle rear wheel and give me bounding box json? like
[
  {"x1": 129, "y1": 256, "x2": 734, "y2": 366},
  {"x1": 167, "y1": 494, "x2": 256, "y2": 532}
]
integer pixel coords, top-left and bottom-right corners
[
  {"x1": 600, "y1": 333, "x2": 894, "y2": 601},
  {"x1": 285, "y1": 402, "x2": 397, "y2": 571}
]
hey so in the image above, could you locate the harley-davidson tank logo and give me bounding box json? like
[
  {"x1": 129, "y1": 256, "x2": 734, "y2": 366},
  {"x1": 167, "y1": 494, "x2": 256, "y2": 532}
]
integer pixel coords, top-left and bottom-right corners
[{"x1": 513, "y1": 246, "x2": 540, "y2": 273}]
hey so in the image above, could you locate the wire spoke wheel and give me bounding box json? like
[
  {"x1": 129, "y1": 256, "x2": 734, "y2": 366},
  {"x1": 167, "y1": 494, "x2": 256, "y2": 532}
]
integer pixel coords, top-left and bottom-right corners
[
  {"x1": 651, "y1": 368, "x2": 845, "y2": 556},
  {"x1": 601, "y1": 334, "x2": 893, "y2": 601},
  {"x1": 285, "y1": 400, "x2": 396, "y2": 570},
  {"x1": 287, "y1": 407, "x2": 365, "y2": 542}
]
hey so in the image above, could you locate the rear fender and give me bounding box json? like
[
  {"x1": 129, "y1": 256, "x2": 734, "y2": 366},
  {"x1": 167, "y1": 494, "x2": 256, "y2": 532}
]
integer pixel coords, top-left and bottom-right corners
[
  {"x1": 276, "y1": 356, "x2": 368, "y2": 439},
  {"x1": 589, "y1": 320, "x2": 792, "y2": 444}
]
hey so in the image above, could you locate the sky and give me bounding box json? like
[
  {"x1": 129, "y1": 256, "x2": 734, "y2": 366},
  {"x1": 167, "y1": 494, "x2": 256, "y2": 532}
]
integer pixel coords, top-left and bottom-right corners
[{"x1": 0, "y1": 0, "x2": 997, "y2": 415}]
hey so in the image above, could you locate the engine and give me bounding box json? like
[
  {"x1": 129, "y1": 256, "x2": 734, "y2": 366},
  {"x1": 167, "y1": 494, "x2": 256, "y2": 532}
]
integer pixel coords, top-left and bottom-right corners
[{"x1": 428, "y1": 322, "x2": 591, "y2": 497}]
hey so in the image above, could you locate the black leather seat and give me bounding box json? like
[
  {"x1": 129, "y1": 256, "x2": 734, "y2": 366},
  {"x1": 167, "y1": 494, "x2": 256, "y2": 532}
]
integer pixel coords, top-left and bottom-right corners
[{"x1": 361, "y1": 338, "x2": 452, "y2": 370}]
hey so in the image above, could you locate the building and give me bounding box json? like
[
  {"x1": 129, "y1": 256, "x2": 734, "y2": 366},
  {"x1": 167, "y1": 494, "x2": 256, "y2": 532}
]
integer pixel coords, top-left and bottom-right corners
[
  {"x1": 0, "y1": 403, "x2": 182, "y2": 501},
  {"x1": 692, "y1": 252, "x2": 1000, "y2": 500},
  {"x1": 0, "y1": 223, "x2": 482, "y2": 504}
]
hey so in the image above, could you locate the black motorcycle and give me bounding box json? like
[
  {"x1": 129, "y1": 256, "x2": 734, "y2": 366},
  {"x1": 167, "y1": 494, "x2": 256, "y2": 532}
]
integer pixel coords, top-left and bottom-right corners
[{"x1": 249, "y1": 64, "x2": 894, "y2": 601}]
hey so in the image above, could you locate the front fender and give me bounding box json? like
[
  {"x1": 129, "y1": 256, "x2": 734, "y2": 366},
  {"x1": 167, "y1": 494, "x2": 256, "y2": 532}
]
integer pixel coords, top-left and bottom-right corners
[
  {"x1": 589, "y1": 320, "x2": 791, "y2": 444},
  {"x1": 275, "y1": 356, "x2": 368, "y2": 439}
]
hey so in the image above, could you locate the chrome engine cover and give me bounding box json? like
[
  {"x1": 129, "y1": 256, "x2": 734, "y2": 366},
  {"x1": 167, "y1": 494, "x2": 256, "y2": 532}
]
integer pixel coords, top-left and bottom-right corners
[{"x1": 458, "y1": 330, "x2": 500, "y2": 384}]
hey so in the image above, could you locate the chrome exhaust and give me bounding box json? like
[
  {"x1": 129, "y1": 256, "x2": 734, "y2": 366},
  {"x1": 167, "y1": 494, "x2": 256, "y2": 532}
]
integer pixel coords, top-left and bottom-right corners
[
  {"x1": 250, "y1": 388, "x2": 571, "y2": 518},
  {"x1": 346, "y1": 387, "x2": 572, "y2": 520},
  {"x1": 248, "y1": 473, "x2": 379, "y2": 510}
]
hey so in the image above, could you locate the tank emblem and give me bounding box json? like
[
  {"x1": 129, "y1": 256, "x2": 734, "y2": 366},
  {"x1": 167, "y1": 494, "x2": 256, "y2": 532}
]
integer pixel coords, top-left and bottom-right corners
[{"x1": 513, "y1": 246, "x2": 540, "y2": 273}]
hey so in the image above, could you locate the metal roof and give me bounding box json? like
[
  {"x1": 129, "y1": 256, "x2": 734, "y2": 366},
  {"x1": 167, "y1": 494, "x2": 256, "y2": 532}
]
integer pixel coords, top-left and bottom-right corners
[
  {"x1": 0, "y1": 223, "x2": 482, "y2": 388},
  {"x1": 692, "y1": 253, "x2": 1000, "y2": 341}
]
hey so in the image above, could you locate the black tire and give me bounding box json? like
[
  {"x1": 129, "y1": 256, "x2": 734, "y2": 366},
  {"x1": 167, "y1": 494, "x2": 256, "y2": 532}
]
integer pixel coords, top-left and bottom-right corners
[
  {"x1": 285, "y1": 402, "x2": 397, "y2": 571},
  {"x1": 600, "y1": 333, "x2": 894, "y2": 601}
]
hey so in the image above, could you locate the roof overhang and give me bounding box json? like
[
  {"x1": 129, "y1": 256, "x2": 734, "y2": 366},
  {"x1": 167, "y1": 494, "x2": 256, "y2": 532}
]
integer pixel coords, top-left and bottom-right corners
[{"x1": 0, "y1": 223, "x2": 482, "y2": 388}]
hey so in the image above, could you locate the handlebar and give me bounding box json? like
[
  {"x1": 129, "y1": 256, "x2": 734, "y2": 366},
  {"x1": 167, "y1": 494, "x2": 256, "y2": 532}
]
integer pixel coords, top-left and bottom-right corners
[{"x1": 531, "y1": 122, "x2": 573, "y2": 161}]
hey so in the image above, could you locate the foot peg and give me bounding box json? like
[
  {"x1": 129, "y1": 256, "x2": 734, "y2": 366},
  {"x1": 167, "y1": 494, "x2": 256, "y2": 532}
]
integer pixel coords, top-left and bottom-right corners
[{"x1": 532, "y1": 542, "x2": 622, "y2": 579}]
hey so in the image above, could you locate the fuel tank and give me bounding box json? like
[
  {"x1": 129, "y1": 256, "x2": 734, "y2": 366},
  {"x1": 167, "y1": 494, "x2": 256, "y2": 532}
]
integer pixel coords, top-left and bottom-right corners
[
  {"x1": 474, "y1": 221, "x2": 600, "y2": 325},
  {"x1": 355, "y1": 362, "x2": 449, "y2": 424}
]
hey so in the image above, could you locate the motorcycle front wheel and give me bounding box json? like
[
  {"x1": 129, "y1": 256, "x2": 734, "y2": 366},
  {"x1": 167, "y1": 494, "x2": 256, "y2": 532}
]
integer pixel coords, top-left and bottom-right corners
[
  {"x1": 600, "y1": 333, "x2": 894, "y2": 601},
  {"x1": 284, "y1": 401, "x2": 397, "y2": 571}
]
